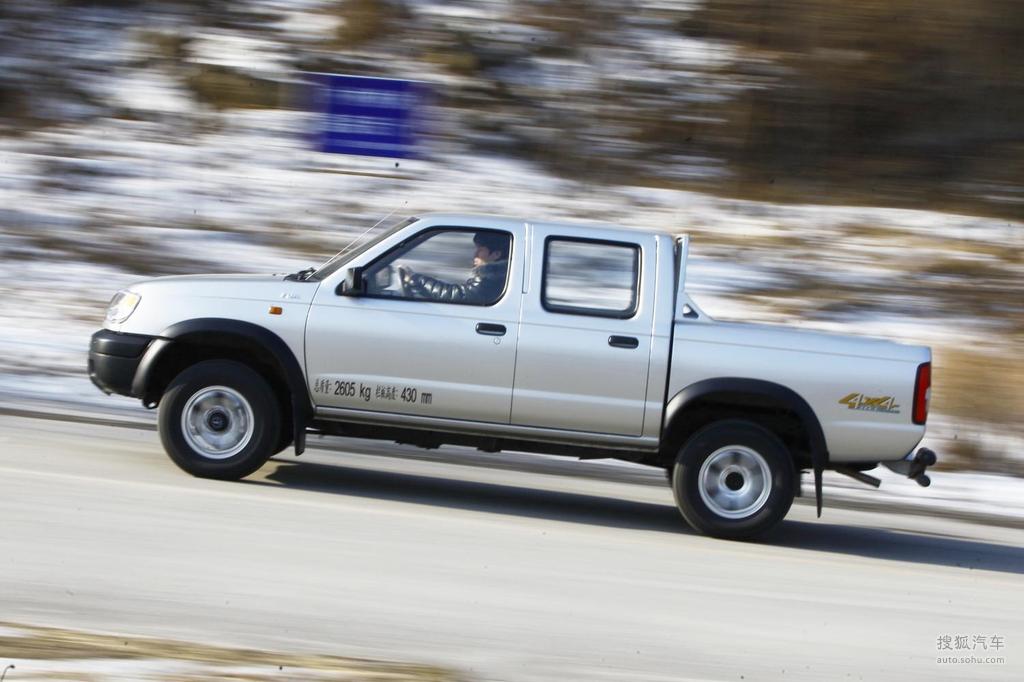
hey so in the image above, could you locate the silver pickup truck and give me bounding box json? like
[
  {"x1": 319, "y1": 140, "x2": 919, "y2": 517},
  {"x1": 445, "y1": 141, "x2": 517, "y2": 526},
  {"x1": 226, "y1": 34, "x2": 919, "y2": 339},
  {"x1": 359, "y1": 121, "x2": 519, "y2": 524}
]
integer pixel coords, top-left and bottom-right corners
[{"x1": 88, "y1": 213, "x2": 937, "y2": 539}]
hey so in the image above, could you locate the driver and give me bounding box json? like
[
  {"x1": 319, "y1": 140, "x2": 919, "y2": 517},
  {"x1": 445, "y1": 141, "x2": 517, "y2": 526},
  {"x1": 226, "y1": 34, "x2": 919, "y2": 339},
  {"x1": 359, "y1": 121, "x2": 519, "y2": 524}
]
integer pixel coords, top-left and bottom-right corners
[{"x1": 399, "y1": 232, "x2": 509, "y2": 304}]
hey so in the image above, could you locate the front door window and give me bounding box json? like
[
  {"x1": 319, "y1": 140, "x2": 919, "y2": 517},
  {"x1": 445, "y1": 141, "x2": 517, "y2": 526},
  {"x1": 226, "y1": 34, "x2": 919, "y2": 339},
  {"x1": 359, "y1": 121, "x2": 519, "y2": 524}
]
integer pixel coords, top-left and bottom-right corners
[{"x1": 366, "y1": 228, "x2": 512, "y2": 306}]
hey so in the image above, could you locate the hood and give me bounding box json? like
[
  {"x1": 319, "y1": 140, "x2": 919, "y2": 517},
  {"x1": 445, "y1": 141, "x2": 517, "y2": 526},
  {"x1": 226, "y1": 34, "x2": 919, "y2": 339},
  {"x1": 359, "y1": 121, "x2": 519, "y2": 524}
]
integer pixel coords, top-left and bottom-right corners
[
  {"x1": 129, "y1": 273, "x2": 314, "y2": 302},
  {"x1": 675, "y1": 318, "x2": 930, "y2": 364}
]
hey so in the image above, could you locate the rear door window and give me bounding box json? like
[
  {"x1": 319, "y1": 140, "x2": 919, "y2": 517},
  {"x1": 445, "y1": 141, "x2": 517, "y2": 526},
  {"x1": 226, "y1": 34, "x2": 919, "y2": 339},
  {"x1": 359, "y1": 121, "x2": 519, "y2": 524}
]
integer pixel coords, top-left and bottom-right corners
[{"x1": 542, "y1": 238, "x2": 640, "y2": 318}]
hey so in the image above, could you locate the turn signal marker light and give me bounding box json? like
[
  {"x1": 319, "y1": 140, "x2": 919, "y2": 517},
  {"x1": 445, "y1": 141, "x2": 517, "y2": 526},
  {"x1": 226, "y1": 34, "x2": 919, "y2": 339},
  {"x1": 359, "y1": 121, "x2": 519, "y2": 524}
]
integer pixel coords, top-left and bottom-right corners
[{"x1": 268, "y1": 306, "x2": 283, "y2": 315}]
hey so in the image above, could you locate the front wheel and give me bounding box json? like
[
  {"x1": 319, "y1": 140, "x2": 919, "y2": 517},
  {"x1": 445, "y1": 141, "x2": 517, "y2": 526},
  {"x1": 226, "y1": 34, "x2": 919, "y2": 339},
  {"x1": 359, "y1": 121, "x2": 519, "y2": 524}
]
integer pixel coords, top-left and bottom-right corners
[
  {"x1": 672, "y1": 419, "x2": 795, "y2": 540},
  {"x1": 158, "y1": 360, "x2": 281, "y2": 480}
]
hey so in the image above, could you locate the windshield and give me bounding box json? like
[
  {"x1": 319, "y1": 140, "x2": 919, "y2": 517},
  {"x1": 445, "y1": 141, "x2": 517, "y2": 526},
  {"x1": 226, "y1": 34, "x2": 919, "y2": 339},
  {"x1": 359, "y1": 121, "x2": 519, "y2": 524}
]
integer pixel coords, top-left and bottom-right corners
[{"x1": 310, "y1": 216, "x2": 419, "y2": 281}]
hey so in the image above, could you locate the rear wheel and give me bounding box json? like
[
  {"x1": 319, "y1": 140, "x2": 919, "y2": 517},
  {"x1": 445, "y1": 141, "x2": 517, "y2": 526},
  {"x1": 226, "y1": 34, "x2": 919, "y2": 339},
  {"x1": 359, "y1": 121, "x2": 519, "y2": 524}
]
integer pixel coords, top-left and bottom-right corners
[
  {"x1": 672, "y1": 419, "x2": 795, "y2": 540},
  {"x1": 158, "y1": 360, "x2": 280, "y2": 480}
]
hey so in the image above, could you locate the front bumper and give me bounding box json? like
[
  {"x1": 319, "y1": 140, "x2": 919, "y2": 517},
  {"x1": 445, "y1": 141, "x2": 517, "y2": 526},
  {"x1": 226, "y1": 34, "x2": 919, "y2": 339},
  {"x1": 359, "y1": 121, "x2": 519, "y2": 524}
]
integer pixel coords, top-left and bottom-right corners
[{"x1": 88, "y1": 330, "x2": 154, "y2": 397}]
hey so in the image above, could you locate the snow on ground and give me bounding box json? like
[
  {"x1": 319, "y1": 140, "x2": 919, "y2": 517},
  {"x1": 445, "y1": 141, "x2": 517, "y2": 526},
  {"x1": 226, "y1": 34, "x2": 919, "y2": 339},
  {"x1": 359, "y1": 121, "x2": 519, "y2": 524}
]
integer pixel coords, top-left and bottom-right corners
[
  {"x1": 190, "y1": 31, "x2": 294, "y2": 73},
  {"x1": 100, "y1": 69, "x2": 194, "y2": 115}
]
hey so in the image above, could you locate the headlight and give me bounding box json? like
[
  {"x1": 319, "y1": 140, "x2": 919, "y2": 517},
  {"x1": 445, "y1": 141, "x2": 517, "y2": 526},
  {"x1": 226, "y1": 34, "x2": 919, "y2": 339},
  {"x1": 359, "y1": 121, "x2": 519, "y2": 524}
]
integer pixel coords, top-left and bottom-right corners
[{"x1": 105, "y1": 290, "x2": 141, "y2": 323}]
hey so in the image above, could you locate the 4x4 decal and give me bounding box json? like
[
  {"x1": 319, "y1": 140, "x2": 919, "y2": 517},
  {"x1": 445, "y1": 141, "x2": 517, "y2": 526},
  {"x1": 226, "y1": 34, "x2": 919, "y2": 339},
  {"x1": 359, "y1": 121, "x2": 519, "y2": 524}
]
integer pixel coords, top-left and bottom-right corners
[{"x1": 839, "y1": 392, "x2": 900, "y2": 414}]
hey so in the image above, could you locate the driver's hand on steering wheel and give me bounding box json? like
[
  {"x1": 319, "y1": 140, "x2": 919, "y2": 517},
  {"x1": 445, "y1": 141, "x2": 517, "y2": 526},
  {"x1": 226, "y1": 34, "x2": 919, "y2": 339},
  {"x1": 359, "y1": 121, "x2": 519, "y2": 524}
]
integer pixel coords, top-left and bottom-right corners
[{"x1": 397, "y1": 264, "x2": 415, "y2": 295}]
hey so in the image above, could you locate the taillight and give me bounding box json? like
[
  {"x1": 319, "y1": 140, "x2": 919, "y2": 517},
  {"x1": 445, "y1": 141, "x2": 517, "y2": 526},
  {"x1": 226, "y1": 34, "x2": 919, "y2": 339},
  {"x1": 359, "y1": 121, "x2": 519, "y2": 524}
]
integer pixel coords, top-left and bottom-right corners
[{"x1": 912, "y1": 362, "x2": 931, "y2": 425}]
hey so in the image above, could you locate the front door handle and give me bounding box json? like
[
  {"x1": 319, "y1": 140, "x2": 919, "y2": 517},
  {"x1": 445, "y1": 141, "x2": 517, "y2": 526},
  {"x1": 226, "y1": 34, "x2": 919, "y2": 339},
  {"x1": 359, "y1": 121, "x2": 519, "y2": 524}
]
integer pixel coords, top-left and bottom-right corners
[
  {"x1": 608, "y1": 335, "x2": 639, "y2": 349},
  {"x1": 476, "y1": 323, "x2": 507, "y2": 336}
]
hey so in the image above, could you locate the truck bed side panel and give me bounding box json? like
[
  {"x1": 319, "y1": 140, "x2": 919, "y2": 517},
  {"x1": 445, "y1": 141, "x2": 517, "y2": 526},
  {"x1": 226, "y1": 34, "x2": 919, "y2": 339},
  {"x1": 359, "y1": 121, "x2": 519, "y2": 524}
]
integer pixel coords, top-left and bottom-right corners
[{"x1": 667, "y1": 322, "x2": 928, "y2": 462}]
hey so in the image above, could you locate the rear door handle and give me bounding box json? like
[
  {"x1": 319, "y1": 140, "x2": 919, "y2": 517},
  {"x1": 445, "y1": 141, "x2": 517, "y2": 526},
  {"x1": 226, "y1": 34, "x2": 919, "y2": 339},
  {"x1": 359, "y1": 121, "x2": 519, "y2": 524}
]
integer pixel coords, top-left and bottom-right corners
[
  {"x1": 476, "y1": 323, "x2": 507, "y2": 336},
  {"x1": 608, "y1": 335, "x2": 639, "y2": 349}
]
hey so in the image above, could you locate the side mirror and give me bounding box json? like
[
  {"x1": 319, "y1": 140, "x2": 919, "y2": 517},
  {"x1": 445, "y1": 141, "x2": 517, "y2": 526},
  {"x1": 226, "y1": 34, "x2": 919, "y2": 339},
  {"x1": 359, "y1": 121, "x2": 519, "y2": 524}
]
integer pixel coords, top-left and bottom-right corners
[{"x1": 338, "y1": 266, "x2": 366, "y2": 296}]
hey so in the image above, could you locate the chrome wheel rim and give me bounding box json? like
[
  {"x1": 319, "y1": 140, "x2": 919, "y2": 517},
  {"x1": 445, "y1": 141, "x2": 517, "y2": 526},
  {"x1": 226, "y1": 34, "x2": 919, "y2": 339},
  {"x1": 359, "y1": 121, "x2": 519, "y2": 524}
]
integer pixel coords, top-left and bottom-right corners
[
  {"x1": 180, "y1": 386, "x2": 254, "y2": 460},
  {"x1": 698, "y1": 445, "x2": 772, "y2": 519}
]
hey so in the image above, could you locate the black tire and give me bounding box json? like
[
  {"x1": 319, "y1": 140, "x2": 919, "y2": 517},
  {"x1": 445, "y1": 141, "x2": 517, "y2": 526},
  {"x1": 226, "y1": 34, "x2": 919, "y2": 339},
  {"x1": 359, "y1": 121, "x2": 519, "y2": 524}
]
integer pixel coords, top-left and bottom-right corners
[
  {"x1": 158, "y1": 360, "x2": 281, "y2": 480},
  {"x1": 272, "y1": 417, "x2": 294, "y2": 456},
  {"x1": 671, "y1": 419, "x2": 795, "y2": 540},
  {"x1": 272, "y1": 436, "x2": 294, "y2": 456}
]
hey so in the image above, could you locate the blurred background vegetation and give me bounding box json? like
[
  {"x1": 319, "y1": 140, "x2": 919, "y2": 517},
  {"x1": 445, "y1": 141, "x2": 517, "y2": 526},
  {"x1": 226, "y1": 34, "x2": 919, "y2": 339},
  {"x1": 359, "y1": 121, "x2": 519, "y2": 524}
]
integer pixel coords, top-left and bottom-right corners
[
  {"x1": 4, "y1": 0, "x2": 1022, "y2": 217},
  {"x1": 681, "y1": 0, "x2": 1024, "y2": 215},
  {"x1": 322, "y1": 0, "x2": 1024, "y2": 217}
]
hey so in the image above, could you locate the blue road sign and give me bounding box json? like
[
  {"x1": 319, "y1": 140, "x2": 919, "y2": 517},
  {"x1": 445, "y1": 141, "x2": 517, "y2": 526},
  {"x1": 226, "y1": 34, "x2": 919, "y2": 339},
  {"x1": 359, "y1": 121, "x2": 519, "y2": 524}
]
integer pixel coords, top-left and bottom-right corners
[{"x1": 308, "y1": 73, "x2": 424, "y2": 159}]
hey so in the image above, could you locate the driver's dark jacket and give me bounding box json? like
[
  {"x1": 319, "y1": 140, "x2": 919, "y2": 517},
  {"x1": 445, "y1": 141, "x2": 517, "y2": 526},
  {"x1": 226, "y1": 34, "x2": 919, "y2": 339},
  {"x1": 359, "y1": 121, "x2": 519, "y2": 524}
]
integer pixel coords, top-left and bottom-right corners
[{"x1": 402, "y1": 260, "x2": 508, "y2": 304}]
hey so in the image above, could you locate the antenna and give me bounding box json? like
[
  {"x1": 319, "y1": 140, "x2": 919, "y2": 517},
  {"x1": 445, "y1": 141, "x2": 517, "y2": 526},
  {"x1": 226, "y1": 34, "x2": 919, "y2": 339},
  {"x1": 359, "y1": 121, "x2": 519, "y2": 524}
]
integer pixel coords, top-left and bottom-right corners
[{"x1": 316, "y1": 200, "x2": 407, "y2": 272}]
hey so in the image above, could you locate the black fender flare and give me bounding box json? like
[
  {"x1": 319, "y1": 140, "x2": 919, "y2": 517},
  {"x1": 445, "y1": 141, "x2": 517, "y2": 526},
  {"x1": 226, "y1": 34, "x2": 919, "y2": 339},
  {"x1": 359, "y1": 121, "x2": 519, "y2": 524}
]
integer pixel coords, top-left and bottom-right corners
[
  {"x1": 132, "y1": 318, "x2": 311, "y2": 454},
  {"x1": 663, "y1": 377, "x2": 829, "y2": 516}
]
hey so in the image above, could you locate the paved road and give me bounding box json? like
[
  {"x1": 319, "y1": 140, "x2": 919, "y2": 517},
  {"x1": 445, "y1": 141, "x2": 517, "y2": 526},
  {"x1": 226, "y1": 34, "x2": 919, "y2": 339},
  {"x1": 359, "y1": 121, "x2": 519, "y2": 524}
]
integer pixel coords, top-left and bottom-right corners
[{"x1": 1, "y1": 414, "x2": 1021, "y2": 681}]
